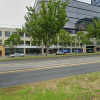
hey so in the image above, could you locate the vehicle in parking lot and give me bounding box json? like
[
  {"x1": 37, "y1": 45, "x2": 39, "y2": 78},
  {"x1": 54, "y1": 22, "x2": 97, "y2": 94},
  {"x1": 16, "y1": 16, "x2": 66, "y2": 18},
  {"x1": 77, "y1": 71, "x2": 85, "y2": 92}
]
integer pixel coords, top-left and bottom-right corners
[
  {"x1": 56, "y1": 51, "x2": 64, "y2": 55},
  {"x1": 9, "y1": 53, "x2": 25, "y2": 58},
  {"x1": 86, "y1": 50, "x2": 95, "y2": 53}
]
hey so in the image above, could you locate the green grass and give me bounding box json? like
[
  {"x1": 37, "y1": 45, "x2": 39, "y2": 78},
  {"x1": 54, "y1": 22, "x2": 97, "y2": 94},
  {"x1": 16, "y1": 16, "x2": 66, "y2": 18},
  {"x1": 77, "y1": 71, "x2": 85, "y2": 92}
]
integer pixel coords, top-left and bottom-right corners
[
  {"x1": 0, "y1": 72, "x2": 100, "y2": 100},
  {"x1": 0, "y1": 52, "x2": 100, "y2": 61}
]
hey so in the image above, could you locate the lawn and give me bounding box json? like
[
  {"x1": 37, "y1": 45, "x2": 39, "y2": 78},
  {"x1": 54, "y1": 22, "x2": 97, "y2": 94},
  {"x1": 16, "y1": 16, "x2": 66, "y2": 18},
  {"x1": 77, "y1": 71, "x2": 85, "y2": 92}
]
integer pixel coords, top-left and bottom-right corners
[{"x1": 0, "y1": 72, "x2": 100, "y2": 100}]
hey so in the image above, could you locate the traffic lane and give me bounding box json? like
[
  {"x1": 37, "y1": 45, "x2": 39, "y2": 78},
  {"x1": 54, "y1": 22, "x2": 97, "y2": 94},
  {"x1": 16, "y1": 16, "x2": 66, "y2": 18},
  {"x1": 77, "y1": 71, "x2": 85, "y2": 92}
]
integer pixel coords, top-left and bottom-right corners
[
  {"x1": 0, "y1": 62, "x2": 100, "y2": 88},
  {"x1": 0, "y1": 55, "x2": 100, "y2": 64},
  {"x1": 0, "y1": 55, "x2": 100, "y2": 73}
]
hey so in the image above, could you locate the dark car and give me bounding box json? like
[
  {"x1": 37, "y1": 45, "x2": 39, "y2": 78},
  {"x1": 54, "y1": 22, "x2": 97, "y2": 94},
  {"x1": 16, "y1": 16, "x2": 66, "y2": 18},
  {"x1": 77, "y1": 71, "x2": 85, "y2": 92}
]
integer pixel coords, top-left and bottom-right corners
[{"x1": 87, "y1": 50, "x2": 95, "y2": 53}]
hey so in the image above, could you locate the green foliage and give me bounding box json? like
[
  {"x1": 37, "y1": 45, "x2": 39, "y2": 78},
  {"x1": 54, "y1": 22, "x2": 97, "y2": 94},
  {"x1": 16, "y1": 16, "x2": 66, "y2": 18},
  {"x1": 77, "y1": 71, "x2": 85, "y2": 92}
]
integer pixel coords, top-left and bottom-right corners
[
  {"x1": 31, "y1": 38, "x2": 42, "y2": 46},
  {"x1": 70, "y1": 35, "x2": 76, "y2": 45},
  {"x1": 59, "y1": 29, "x2": 70, "y2": 49},
  {"x1": 24, "y1": 0, "x2": 69, "y2": 55},
  {"x1": 4, "y1": 33, "x2": 21, "y2": 47},
  {"x1": 0, "y1": 72, "x2": 100, "y2": 100},
  {"x1": 87, "y1": 19, "x2": 100, "y2": 40},
  {"x1": 77, "y1": 31, "x2": 92, "y2": 45}
]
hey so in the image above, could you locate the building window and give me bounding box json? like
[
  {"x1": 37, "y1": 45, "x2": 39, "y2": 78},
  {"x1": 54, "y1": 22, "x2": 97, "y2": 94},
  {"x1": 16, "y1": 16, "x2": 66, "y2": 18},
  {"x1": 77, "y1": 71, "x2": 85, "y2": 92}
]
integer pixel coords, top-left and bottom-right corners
[
  {"x1": 19, "y1": 32, "x2": 24, "y2": 37},
  {"x1": 20, "y1": 41, "x2": 24, "y2": 46},
  {"x1": 25, "y1": 41, "x2": 30, "y2": 46},
  {"x1": 12, "y1": 31, "x2": 16, "y2": 34},
  {"x1": 5, "y1": 31, "x2": 10, "y2": 37},
  {"x1": 25, "y1": 33, "x2": 29, "y2": 38},
  {"x1": 0, "y1": 40, "x2": 2, "y2": 45},
  {"x1": 0, "y1": 31, "x2": 2, "y2": 36}
]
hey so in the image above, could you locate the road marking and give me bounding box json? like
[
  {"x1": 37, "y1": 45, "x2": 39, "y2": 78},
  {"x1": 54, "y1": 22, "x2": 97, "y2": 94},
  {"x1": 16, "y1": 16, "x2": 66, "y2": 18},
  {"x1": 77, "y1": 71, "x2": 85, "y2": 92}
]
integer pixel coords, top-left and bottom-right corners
[
  {"x1": 0, "y1": 56, "x2": 99, "y2": 66},
  {"x1": 0, "y1": 61, "x2": 100, "y2": 74}
]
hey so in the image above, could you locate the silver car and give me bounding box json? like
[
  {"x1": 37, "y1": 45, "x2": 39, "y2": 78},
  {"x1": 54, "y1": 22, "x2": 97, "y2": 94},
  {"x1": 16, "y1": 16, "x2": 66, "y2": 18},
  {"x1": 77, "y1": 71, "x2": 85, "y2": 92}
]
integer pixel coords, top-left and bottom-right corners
[
  {"x1": 56, "y1": 51, "x2": 64, "y2": 55},
  {"x1": 9, "y1": 53, "x2": 25, "y2": 58}
]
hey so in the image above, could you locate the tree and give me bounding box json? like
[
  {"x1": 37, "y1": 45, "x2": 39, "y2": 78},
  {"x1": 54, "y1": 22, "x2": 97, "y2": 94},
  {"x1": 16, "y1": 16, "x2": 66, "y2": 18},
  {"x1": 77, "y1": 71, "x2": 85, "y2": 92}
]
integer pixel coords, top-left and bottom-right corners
[
  {"x1": 4, "y1": 33, "x2": 21, "y2": 53},
  {"x1": 81, "y1": 33, "x2": 92, "y2": 45},
  {"x1": 77, "y1": 31, "x2": 92, "y2": 46},
  {"x1": 77, "y1": 31, "x2": 82, "y2": 47},
  {"x1": 87, "y1": 19, "x2": 100, "y2": 40},
  {"x1": 69, "y1": 35, "x2": 76, "y2": 53},
  {"x1": 24, "y1": 0, "x2": 69, "y2": 56},
  {"x1": 59, "y1": 29, "x2": 70, "y2": 51}
]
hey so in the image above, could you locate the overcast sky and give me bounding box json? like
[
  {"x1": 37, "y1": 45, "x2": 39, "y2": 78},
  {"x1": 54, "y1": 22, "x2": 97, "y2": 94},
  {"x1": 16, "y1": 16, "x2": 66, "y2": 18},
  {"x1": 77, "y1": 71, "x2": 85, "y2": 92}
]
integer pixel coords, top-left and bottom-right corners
[{"x1": 0, "y1": 0, "x2": 91, "y2": 28}]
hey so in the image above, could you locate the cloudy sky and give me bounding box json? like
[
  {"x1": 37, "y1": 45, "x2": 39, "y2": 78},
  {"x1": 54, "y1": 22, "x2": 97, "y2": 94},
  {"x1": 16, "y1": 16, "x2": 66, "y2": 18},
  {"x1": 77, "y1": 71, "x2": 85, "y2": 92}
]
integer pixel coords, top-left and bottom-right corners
[{"x1": 0, "y1": 0, "x2": 91, "y2": 28}]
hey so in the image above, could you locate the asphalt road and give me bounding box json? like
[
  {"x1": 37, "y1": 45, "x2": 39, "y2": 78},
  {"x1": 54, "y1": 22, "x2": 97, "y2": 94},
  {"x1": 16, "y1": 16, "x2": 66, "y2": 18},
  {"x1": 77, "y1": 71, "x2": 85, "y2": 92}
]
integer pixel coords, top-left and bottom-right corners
[
  {"x1": 0, "y1": 55, "x2": 100, "y2": 64},
  {"x1": 0, "y1": 55, "x2": 100, "y2": 72},
  {"x1": 0, "y1": 62, "x2": 100, "y2": 88}
]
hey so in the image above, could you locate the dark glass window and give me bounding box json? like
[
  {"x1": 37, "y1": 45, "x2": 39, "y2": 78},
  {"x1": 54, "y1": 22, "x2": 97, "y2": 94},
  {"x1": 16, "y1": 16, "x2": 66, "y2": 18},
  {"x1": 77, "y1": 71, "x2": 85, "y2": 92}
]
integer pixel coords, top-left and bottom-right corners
[
  {"x1": 0, "y1": 40, "x2": 2, "y2": 45},
  {"x1": 25, "y1": 41, "x2": 30, "y2": 46},
  {"x1": 19, "y1": 33, "x2": 24, "y2": 37},
  {"x1": 5, "y1": 31, "x2": 10, "y2": 37},
  {"x1": 25, "y1": 33, "x2": 29, "y2": 38},
  {"x1": 0, "y1": 31, "x2": 2, "y2": 36},
  {"x1": 20, "y1": 41, "x2": 24, "y2": 45}
]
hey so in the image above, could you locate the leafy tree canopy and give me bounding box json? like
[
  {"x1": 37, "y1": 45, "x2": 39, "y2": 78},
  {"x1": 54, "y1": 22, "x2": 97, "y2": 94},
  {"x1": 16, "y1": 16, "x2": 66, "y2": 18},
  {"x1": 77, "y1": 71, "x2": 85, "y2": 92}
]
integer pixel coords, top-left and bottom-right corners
[
  {"x1": 77, "y1": 31, "x2": 92, "y2": 45},
  {"x1": 59, "y1": 29, "x2": 70, "y2": 47},
  {"x1": 4, "y1": 33, "x2": 21, "y2": 47},
  {"x1": 24, "y1": 0, "x2": 69, "y2": 55},
  {"x1": 87, "y1": 19, "x2": 100, "y2": 40}
]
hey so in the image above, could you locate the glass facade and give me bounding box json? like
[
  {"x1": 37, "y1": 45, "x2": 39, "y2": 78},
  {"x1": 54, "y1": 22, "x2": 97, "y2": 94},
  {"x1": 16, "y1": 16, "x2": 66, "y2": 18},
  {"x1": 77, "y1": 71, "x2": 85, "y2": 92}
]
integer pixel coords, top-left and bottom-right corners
[
  {"x1": 36, "y1": 0, "x2": 100, "y2": 34},
  {"x1": 91, "y1": 0, "x2": 100, "y2": 6},
  {"x1": 64, "y1": 0, "x2": 100, "y2": 34}
]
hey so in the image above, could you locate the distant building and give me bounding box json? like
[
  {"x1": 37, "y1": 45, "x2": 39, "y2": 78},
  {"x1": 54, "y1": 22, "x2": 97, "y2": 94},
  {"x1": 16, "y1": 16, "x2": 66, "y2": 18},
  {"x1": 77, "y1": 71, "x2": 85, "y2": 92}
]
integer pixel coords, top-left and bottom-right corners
[
  {"x1": 91, "y1": 0, "x2": 100, "y2": 6},
  {"x1": 0, "y1": 27, "x2": 39, "y2": 56},
  {"x1": 0, "y1": 0, "x2": 100, "y2": 57},
  {"x1": 36, "y1": 0, "x2": 100, "y2": 33},
  {"x1": 35, "y1": 0, "x2": 100, "y2": 52}
]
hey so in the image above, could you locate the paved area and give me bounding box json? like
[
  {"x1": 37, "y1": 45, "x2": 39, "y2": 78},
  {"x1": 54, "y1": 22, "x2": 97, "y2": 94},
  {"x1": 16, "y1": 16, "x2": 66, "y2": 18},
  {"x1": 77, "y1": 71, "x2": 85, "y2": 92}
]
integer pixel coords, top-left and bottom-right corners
[
  {"x1": 0, "y1": 55, "x2": 100, "y2": 72},
  {"x1": 0, "y1": 62, "x2": 100, "y2": 88}
]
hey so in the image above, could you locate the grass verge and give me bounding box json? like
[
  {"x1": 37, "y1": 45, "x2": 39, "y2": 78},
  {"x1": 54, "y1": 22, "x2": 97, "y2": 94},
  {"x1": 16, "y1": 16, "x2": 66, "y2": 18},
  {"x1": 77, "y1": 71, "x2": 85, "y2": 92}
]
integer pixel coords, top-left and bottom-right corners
[
  {"x1": 0, "y1": 72, "x2": 100, "y2": 100},
  {"x1": 0, "y1": 52, "x2": 100, "y2": 61}
]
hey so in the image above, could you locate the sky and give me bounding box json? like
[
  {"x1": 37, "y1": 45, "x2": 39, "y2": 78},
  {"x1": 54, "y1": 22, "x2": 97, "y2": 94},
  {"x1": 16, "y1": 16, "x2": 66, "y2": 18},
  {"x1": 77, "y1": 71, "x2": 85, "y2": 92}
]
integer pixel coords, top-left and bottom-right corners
[{"x1": 0, "y1": 0, "x2": 91, "y2": 28}]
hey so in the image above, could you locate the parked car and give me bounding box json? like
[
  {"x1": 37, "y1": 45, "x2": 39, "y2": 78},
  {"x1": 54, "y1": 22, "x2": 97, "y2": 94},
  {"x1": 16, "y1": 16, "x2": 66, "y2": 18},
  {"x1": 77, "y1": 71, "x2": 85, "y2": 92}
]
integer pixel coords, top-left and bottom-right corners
[
  {"x1": 86, "y1": 50, "x2": 95, "y2": 53},
  {"x1": 9, "y1": 53, "x2": 25, "y2": 58},
  {"x1": 56, "y1": 51, "x2": 64, "y2": 55}
]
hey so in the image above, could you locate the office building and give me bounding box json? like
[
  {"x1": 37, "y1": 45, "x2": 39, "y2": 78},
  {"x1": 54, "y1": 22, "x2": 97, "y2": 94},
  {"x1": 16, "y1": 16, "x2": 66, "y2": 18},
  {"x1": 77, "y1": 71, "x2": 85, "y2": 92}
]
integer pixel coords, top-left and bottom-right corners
[
  {"x1": 35, "y1": 0, "x2": 100, "y2": 52},
  {"x1": 0, "y1": 27, "x2": 40, "y2": 56},
  {"x1": 91, "y1": 0, "x2": 100, "y2": 6},
  {"x1": 0, "y1": 0, "x2": 100, "y2": 56},
  {"x1": 0, "y1": 27, "x2": 56, "y2": 56}
]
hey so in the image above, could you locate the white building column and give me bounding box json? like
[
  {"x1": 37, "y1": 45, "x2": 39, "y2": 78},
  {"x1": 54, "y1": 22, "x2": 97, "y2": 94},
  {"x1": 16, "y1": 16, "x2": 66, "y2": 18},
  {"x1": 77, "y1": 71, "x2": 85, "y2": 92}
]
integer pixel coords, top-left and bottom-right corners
[{"x1": 24, "y1": 33, "x2": 26, "y2": 55}]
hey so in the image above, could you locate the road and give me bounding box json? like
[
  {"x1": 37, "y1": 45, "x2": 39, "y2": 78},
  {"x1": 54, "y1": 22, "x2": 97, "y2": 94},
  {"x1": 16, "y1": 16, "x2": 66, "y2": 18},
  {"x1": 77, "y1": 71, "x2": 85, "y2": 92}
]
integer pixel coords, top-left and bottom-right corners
[{"x1": 0, "y1": 55, "x2": 100, "y2": 88}]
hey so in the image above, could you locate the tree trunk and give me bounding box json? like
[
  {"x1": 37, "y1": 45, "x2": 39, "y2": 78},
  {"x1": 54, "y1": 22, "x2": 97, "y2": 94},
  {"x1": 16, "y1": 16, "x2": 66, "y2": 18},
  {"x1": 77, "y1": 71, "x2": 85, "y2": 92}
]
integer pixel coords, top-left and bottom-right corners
[{"x1": 46, "y1": 41, "x2": 49, "y2": 56}]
